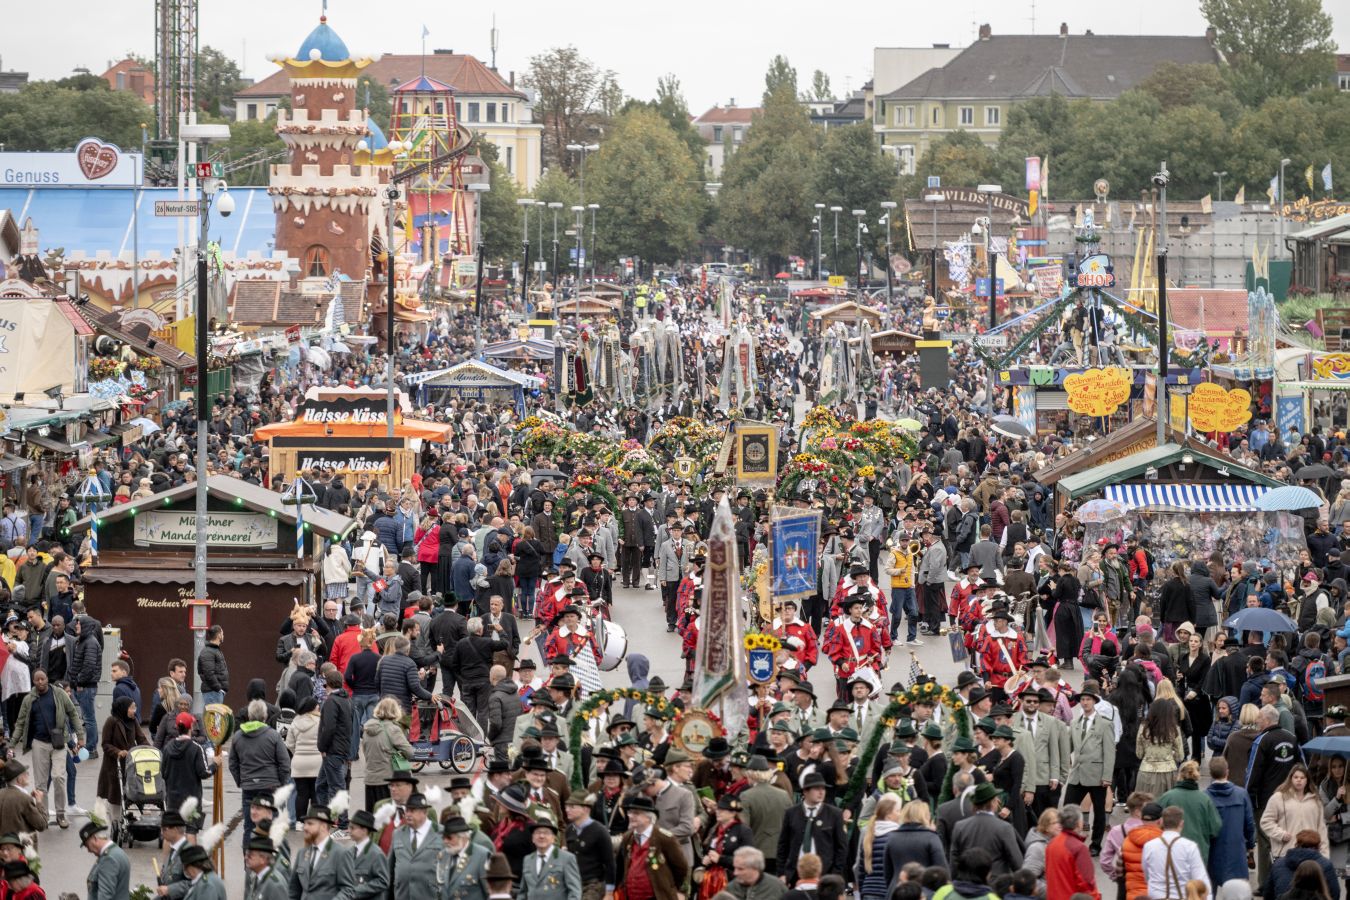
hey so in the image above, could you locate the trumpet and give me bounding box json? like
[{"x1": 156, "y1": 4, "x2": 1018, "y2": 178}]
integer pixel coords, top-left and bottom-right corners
[{"x1": 908, "y1": 541, "x2": 921, "y2": 555}]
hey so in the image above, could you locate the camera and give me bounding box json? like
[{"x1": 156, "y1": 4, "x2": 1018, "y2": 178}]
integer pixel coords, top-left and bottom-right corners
[
  {"x1": 215, "y1": 183, "x2": 235, "y2": 217},
  {"x1": 385, "y1": 187, "x2": 401, "y2": 201},
  {"x1": 1151, "y1": 172, "x2": 1169, "y2": 188}
]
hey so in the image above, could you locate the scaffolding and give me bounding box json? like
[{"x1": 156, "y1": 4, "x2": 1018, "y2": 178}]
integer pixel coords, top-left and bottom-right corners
[
  {"x1": 388, "y1": 76, "x2": 470, "y2": 261},
  {"x1": 154, "y1": 0, "x2": 198, "y2": 143}
]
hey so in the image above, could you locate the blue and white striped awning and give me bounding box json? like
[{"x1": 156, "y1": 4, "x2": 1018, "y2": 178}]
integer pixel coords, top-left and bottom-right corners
[
  {"x1": 1105, "y1": 483, "x2": 1270, "y2": 512},
  {"x1": 400, "y1": 367, "x2": 453, "y2": 386}
]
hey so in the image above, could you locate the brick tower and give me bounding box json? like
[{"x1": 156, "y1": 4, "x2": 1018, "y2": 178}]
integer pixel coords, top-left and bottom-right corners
[{"x1": 268, "y1": 15, "x2": 380, "y2": 282}]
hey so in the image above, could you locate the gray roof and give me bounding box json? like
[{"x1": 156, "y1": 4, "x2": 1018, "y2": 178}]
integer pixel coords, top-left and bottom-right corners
[
  {"x1": 885, "y1": 34, "x2": 1221, "y2": 101},
  {"x1": 1289, "y1": 213, "x2": 1350, "y2": 242},
  {"x1": 231, "y1": 279, "x2": 367, "y2": 327}
]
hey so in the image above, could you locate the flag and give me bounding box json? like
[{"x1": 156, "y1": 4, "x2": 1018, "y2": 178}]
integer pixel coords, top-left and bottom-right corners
[
  {"x1": 1201, "y1": 194, "x2": 1213, "y2": 214},
  {"x1": 1268, "y1": 175, "x2": 1278, "y2": 204},
  {"x1": 1234, "y1": 184, "x2": 1245, "y2": 205},
  {"x1": 1041, "y1": 156, "x2": 1049, "y2": 203},
  {"x1": 1324, "y1": 163, "x2": 1334, "y2": 192},
  {"x1": 1306, "y1": 165, "x2": 1315, "y2": 192},
  {"x1": 1028, "y1": 189, "x2": 1038, "y2": 217},
  {"x1": 693, "y1": 499, "x2": 749, "y2": 736},
  {"x1": 421, "y1": 24, "x2": 430, "y2": 38},
  {"x1": 572, "y1": 643, "x2": 604, "y2": 695},
  {"x1": 908, "y1": 651, "x2": 923, "y2": 688}
]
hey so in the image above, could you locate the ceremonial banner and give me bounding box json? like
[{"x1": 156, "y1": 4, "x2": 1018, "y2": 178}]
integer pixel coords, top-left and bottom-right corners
[
  {"x1": 770, "y1": 508, "x2": 821, "y2": 601},
  {"x1": 735, "y1": 424, "x2": 778, "y2": 486},
  {"x1": 694, "y1": 500, "x2": 749, "y2": 737}
]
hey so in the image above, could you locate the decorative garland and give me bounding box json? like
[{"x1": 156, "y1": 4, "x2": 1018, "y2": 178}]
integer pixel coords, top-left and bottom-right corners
[
  {"x1": 646, "y1": 417, "x2": 723, "y2": 463},
  {"x1": 569, "y1": 689, "x2": 670, "y2": 790},
  {"x1": 840, "y1": 682, "x2": 973, "y2": 809},
  {"x1": 552, "y1": 467, "x2": 626, "y2": 539}
]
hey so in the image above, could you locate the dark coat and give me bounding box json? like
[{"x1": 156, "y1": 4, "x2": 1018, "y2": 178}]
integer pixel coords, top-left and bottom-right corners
[
  {"x1": 777, "y1": 803, "x2": 848, "y2": 881},
  {"x1": 1187, "y1": 562, "x2": 1223, "y2": 629},
  {"x1": 1206, "y1": 780, "x2": 1256, "y2": 885},
  {"x1": 98, "y1": 712, "x2": 149, "y2": 805},
  {"x1": 317, "y1": 691, "x2": 352, "y2": 758},
  {"x1": 616, "y1": 827, "x2": 690, "y2": 900},
  {"x1": 882, "y1": 823, "x2": 947, "y2": 889},
  {"x1": 69, "y1": 619, "x2": 102, "y2": 687},
  {"x1": 949, "y1": 811, "x2": 1024, "y2": 876},
  {"x1": 161, "y1": 734, "x2": 214, "y2": 813},
  {"x1": 486, "y1": 679, "x2": 523, "y2": 748},
  {"x1": 1159, "y1": 576, "x2": 1195, "y2": 625},
  {"x1": 196, "y1": 642, "x2": 229, "y2": 693},
  {"x1": 1268, "y1": 847, "x2": 1341, "y2": 900},
  {"x1": 452, "y1": 635, "x2": 497, "y2": 684}
]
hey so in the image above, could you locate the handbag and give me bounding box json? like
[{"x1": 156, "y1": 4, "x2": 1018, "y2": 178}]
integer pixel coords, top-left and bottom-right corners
[{"x1": 382, "y1": 721, "x2": 412, "y2": 774}]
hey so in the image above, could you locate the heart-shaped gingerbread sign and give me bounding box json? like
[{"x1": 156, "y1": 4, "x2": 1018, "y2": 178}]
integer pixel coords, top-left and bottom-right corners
[{"x1": 76, "y1": 138, "x2": 119, "y2": 181}]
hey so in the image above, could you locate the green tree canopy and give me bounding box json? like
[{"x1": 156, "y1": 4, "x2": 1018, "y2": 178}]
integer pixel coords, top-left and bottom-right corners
[
  {"x1": 914, "y1": 130, "x2": 997, "y2": 191},
  {"x1": 532, "y1": 167, "x2": 581, "y2": 209},
  {"x1": 357, "y1": 75, "x2": 392, "y2": 132},
  {"x1": 589, "y1": 108, "x2": 704, "y2": 264},
  {"x1": 1202, "y1": 0, "x2": 1336, "y2": 105},
  {"x1": 763, "y1": 55, "x2": 798, "y2": 107},
  {"x1": 224, "y1": 115, "x2": 286, "y2": 186},
  {"x1": 811, "y1": 124, "x2": 901, "y2": 262},
  {"x1": 197, "y1": 46, "x2": 245, "y2": 118},
  {"x1": 472, "y1": 139, "x2": 522, "y2": 262},
  {"x1": 621, "y1": 75, "x2": 707, "y2": 175},
  {"x1": 809, "y1": 70, "x2": 833, "y2": 102},
  {"x1": 0, "y1": 80, "x2": 150, "y2": 151}
]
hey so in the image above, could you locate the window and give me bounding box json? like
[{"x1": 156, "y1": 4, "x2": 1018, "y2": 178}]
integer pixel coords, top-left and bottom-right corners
[
  {"x1": 732, "y1": 126, "x2": 743, "y2": 142},
  {"x1": 985, "y1": 106, "x2": 1001, "y2": 126},
  {"x1": 502, "y1": 103, "x2": 511, "y2": 122},
  {"x1": 906, "y1": 105, "x2": 915, "y2": 126},
  {"x1": 506, "y1": 146, "x2": 514, "y2": 173},
  {"x1": 1340, "y1": 73, "x2": 1350, "y2": 91},
  {"x1": 456, "y1": 102, "x2": 462, "y2": 120},
  {"x1": 247, "y1": 103, "x2": 257, "y2": 119},
  {"x1": 708, "y1": 153, "x2": 715, "y2": 170},
  {"x1": 959, "y1": 106, "x2": 974, "y2": 126},
  {"x1": 487, "y1": 102, "x2": 497, "y2": 122},
  {"x1": 712, "y1": 125, "x2": 723, "y2": 142},
  {"x1": 116, "y1": 72, "x2": 126, "y2": 90},
  {"x1": 304, "y1": 246, "x2": 330, "y2": 278},
  {"x1": 931, "y1": 106, "x2": 942, "y2": 126},
  {"x1": 467, "y1": 102, "x2": 480, "y2": 122},
  {"x1": 899, "y1": 146, "x2": 916, "y2": 175}
]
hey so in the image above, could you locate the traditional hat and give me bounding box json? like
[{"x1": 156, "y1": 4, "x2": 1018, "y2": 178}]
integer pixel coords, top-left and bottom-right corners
[
  {"x1": 441, "y1": 815, "x2": 473, "y2": 834},
  {"x1": 992, "y1": 725, "x2": 1016, "y2": 741},
  {"x1": 0, "y1": 834, "x2": 20, "y2": 849},
  {"x1": 599, "y1": 759, "x2": 630, "y2": 778},
  {"x1": 302, "y1": 805, "x2": 334, "y2": 825},
  {"x1": 949, "y1": 736, "x2": 978, "y2": 753},
  {"x1": 663, "y1": 749, "x2": 692, "y2": 766},
  {"x1": 485, "y1": 854, "x2": 515, "y2": 882},
  {"x1": 246, "y1": 834, "x2": 278, "y2": 855},
  {"x1": 387, "y1": 771, "x2": 420, "y2": 786},
  {"x1": 179, "y1": 846, "x2": 212, "y2": 871},
  {"x1": 79, "y1": 821, "x2": 107, "y2": 844},
  {"x1": 849, "y1": 564, "x2": 870, "y2": 578},
  {"x1": 703, "y1": 737, "x2": 732, "y2": 759},
  {"x1": 956, "y1": 671, "x2": 979, "y2": 689},
  {"x1": 921, "y1": 722, "x2": 944, "y2": 741},
  {"x1": 623, "y1": 795, "x2": 657, "y2": 814},
  {"x1": 2, "y1": 861, "x2": 33, "y2": 881},
  {"x1": 716, "y1": 795, "x2": 743, "y2": 812},
  {"x1": 350, "y1": 810, "x2": 377, "y2": 831},
  {"x1": 564, "y1": 792, "x2": 597, "y2": 809},
  {"x1": 971, "y1": 782, "x2": 1001, "y2": 805},
  {"x1": 160, "y1": 811, "x2": 187, "y2": 830},
  {"x1": 800, "y1": 772, "x2": 828, "y2": 791},
  {"x1": 894, "y1": 720, "x2": 918, "y2": 739},
  {"x1": 529, "y1": 812, "x2": 559, "y2": 832}
]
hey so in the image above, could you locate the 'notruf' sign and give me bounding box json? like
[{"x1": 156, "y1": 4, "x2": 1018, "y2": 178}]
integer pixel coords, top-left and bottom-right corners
[{"x1": 154, "y1": 200, "x2": 200, "y2": 216}]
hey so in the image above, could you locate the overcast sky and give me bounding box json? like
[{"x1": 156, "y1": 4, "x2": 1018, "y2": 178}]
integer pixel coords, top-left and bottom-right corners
[{"x1": 4, "y1": 0, "x2": 1345, "y2": 112}]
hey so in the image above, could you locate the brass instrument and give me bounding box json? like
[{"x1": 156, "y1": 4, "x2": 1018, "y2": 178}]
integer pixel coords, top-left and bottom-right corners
[{"x1": 908, "y1": 541, "x2": 921, "y2": 555}]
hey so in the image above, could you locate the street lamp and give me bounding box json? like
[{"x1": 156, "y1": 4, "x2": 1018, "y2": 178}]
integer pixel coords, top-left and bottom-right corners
[
  {"x1": 587, "y1": 203, "x2": 599, "y2": 285},
  {"x1": 468, "y1": 182, "x2": 490, "y2": 358},
  {"x1": 880, "y1": 201, "x2": 897, "y2": 306},
  {"x1": 566, "y1": 142, "x2": 600, "y2": 206},
  {"x1": 813, "y1": 203, "x2": 825, "y2": 280},
  {"x1": 571, "y1": 205, "x2": 585, "y2": 327},
  {"x1": 976, "y1": 184, "x2": 1002, "y2": 326},
  {"x1": 548, "y1": 202, "x2": 563, "y2": 290},
  {"x1": 1154, "y1": 160, "x2": 1171, "y2": 447},
  {"x1": 829, "y1": 206, "x2": 842, "y2": 282},
  {"x1": 516, "y1": 197, "x2": 535, "y2": 313},
  {"x1": 1213, "y1": 170, "x2": 1228, "y2": 202},
  {"x1": 924, "y1": 192, "x2": 944, "y2": 300},
  {"x1": 852, "y1": 209, "x2": 866, "y2": 296},
  {"x1": 1279, "y1": 157, "x2": 1291, "y2": 257}
]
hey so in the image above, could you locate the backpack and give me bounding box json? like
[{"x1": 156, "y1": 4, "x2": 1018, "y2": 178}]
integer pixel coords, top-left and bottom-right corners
[{"x1": 1304, "y1": 656, "x2": 1328, "y2": 704}]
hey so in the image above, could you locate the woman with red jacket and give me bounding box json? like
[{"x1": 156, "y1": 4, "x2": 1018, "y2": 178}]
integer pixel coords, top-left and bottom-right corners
[
  {"x1": 414, "y1": 517, "x2": 440, "y2": 593},
  {"x1": 1045, "y1": 806, "x2": 1100, "y2": 900}
]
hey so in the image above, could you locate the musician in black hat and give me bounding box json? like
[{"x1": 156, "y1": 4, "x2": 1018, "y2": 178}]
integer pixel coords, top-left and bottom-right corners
[
  {"x1": 243, "y1": 834, "x2": 289, "y2": 900},
  {"x1": 521, "y1": 755, "x2": 566, "y2": 825},
  {"x1": 347, "y1": 809, "x2": 389, "y2": 899}
]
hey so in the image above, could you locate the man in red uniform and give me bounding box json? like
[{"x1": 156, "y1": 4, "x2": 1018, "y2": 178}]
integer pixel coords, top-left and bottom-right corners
[
  {"x1": 947, "y1": 563, "x2": 983, "y2": 627},
  {"x1": 959, "y1": 578, "x2": 999, "y2": 655},
  {"x1": 774, "y1": 599, "x2": 819, "y2": 671},
  {"x1": 975, "y1": 602, "x2": 1029, "y2": 695},
  {"x1": 821, "y1": 595, "x2": 884, "y2": 701},
  {"x1": 542, "y1": 604, "x2": 602, "y2": 665}
]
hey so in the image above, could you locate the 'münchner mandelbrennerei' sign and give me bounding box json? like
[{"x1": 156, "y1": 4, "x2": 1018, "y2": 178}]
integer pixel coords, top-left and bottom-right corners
[
  {"x1": 296, "y1": 451, "x2": 391, "y2": 475},
  {"x1": 133, "y1": 511, "x2": 279, "y2": 549}
]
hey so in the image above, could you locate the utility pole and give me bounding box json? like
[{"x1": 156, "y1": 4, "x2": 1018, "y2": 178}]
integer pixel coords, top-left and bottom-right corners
[
  {"x1": 571, "y1": 205, "x2": 584, "y2": 328},
  {"x1": 517, "y1": 197, "x2": 534, "y2": 315},
  {"x1": 880, "y1": 201, "x2": 896, "y2": 306},
  {"x1": 813, "y1": 202, "x2": 825, "y2": 280},
  {"x1": 830, "y1": 206, "x2": 842, "y2": 280},
  {"x1": 588, "y1": 203, "x2": 599, "y2": 285},
  {"x1": 1156, "y1": 161, "x2": 1170, "y2": 447},
  {"x1": 548, "y1": 202, "x2": 562, "y2": 290},
  {"x1": 385, "y1": 186, "x2": 398, "y2": 439}
]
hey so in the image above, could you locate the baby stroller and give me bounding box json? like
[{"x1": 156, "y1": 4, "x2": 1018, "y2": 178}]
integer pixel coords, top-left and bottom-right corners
[
  {"x1": 409, "y1": 696, "x2": 485, "y2": 774},
  {"x1": 115, "y1": 746, "x2": 166, "y2": 847}
]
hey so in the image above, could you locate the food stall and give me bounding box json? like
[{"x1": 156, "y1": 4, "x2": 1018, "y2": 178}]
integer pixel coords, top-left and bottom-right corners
[
  {"x1": 72, "y1": 475, "x2": 356, "y2": 709},
  {"x1": 404, "y1": 360, "x2": 542, "y2": 417},
  {"x1": 252, "y1": 386, "x2": 453, "y2": 486}
]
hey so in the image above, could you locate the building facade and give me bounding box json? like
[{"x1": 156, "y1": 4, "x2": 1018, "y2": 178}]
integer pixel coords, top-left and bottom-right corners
[
  {"x1": 691, "y1": 104, "x2": 759, "y2": 181},
  {"x1": 875, "y1": 24, "x2": 1221, "y2": 174},
  {"x1": 236, "y1": 50, "x2": 542, "y2": 190}
]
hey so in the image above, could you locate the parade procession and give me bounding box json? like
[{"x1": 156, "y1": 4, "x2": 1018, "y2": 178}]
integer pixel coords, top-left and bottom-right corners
[{"x1": 0, "y1": 1, "x2": 1349, "y2": 898}]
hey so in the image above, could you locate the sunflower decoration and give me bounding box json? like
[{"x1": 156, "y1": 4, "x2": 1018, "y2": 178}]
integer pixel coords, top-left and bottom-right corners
[{"x1": 743, "y1": 633, "x2": 782, "y2": 652}]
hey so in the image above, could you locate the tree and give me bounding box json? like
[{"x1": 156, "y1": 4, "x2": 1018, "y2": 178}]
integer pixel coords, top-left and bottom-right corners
[
  {"x1": 521, "y1": 46, "x2": 605, "y2": 174},
  {"x1": 589, "y1": 108, "x2": 704, "y2": 264},
  {"x1": 1201, "y1": 0, "x2": 1336, "y2": 105},
  {"x1": 473, "y1": 139, "x2": 522, "y2": 262},
  {"x1": 1137, "y1": 62, "x2": 1238, "y2": 115},
  {"x1": 196, "y1": 46, "x2": 245, "y2": 119},
  {"x1": 915, "y1": 130, "x2": 997, "y2": 190},
  {"x1": 533, "y1": 167, "x2": 580, "y2": 209},
  {"x1": 55, "y1": 72, "x2": 109, "y2": 92},
  {"x1": 717, "y1": 82, "x2": 819, "y2": 272},
  {"x1": 809, "y1": 70, "x2": 833, "y2": 102},
  {"x1": 224, "y1": 115, "x2": 286, "y2": 186},
  {"x1": 810, "y1": 124, "x2": 901, "y2": 264},
  {"x1": 0, "y1": 80, "x2": 150, "y2": 151},
  {"x1": 763, "y1": 55, "x2": 798, "y2": 107},
  {"x1": 620, "y1": 75, "x2": 707, "y2": 174},
  {"x1": 989, "y1": 94, "x2": 1079, "y2": 198},
  {"x1": 356, "y1": 75, "x2": 392, "y2": 133},
  {"x1": 595, "y1": 72, "x2": 625, "y2": 118}
]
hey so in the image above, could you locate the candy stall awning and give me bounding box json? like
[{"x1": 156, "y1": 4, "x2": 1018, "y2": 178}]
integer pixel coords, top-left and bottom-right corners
[{"x1": 1104, "y1": 483, "x2": 1269, "y2": 512}]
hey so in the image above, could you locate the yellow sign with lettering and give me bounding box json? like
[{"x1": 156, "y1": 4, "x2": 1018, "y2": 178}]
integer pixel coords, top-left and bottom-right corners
[
  {"x1": 828, "y1": 275, "x2": 846, "y2": 287},
  {"x1": 1188, "y1": 382, "x2": 1253, "y2": 433},
  {"x1": 1064, "y1": 367, "x2": 1132, "y2": 417}
]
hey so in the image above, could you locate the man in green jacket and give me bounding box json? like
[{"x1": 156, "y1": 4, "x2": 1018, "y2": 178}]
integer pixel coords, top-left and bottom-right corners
[
  {"x1": 11, "y1": 668, "x2": 84, "y2": 828},
  {"x1": 1157, "y1": 760, "x2": 1224, "y2": 861}
]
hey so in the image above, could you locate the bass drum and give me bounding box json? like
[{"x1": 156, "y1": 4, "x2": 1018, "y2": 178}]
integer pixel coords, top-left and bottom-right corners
[{"x1": 598, "y1": 618, "x2": 628, "y2": 671}]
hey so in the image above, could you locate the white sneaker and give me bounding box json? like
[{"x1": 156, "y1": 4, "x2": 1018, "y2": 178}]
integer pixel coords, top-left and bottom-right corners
[
  {"x1": 66, "y1": 804, "x2": 88, "y2": 817},
  {"x1": 908, "y1": 639, "x2": 925, "y2": 646}
]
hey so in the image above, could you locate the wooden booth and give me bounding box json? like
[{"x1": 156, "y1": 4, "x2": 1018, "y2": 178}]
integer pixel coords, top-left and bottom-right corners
[
  {"x1": 252, "y1": 386, "x2": 453, "y2": 486},
  {"x1": 809, "y1": 300, "x2": 885, "y2": 329},
  {"x1": 72, "y1": 475, "x2": 356, "y2": 709}
]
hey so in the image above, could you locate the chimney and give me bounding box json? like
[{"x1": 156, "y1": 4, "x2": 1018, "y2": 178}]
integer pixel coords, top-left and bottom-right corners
[
  {"x1": 1205, "y1": 26, "x2": 1217, "y2": 44},
  {"x1": 1085, "y1": 28, "x2": 1094, "y2": 35},
  {"x1": 288, "y1": 271, "x2": 299, "y2": 291},
  {"x1": 978, "y1": 23, "x2": 992, "y2": 40},
  {"x1": 729, "y1": 97, "x2": 735, "y2": 107},
  {"x1": 509, "y1": 70, "x2": 515, "y2": 88},
  {"x1": 1059, "y1": 22, "x2": 1068, "y2": 36}
]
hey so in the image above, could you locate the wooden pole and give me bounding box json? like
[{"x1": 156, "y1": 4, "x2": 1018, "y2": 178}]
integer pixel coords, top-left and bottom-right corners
[{"x1": 212, "y1": 765, "x2": 224, "y2": 876}]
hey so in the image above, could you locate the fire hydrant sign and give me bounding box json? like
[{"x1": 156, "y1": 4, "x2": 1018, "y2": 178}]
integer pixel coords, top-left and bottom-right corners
[
  {"x1": 1064, "y1": 367, "x2": 1132, "y2": 417},
  {"x1": 1188, "y1": 383, "x2": 1253, "y2": 433}
]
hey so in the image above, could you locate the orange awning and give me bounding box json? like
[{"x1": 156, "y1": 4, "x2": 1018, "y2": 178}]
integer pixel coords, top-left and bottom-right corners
[{"x1": 253, "y1": 418, "x2": 453, "y2": 443}]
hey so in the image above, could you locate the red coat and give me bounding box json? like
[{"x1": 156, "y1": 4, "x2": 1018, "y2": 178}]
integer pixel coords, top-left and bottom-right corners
[
  {"x1": 415, "y1": 524, "x2": 440, "y2": 564},
  {"x1": 1045, "y1": 830, "x2": 1100, "y2": 900},
  {"x1": 543, "y1": 627, "x2": 601, "y2": 664},
  {"x1": 776, "y1": 620, "x2": 819, "y2": 669},
  {"x1": 975, "y1": 627, "x2": 1029, "y2": 688},
  {"x1": 328, "y1": 624, "x2": 376, "y2": 693},
  {"x1": 821, "y1": 618, "x2": 883, "y2": 678}
]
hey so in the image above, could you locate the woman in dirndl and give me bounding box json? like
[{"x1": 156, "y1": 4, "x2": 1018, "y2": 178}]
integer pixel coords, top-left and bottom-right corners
[{"x1": 697, "y1": 795, "x2": 754, "y2": 900}]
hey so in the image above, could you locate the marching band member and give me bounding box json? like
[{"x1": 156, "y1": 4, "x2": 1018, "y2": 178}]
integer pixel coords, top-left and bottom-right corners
[
  {"x1": 975, "y1": 602, "x2": 1029, "y2": 695},
  {"x1": 822, "y1": 595, "x2": 884, "y2": 700},
  {"x1": 541, "y1": 606, "x2": 602, "y2": 666},
  {"x1": 772, "y1": 599, "x2": 819, "y2": 672}
]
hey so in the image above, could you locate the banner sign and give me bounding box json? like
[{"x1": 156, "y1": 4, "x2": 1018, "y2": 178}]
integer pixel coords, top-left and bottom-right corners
[
  {"x1": 1188, "y1": 382, "x2": 1253, "y2": 433},
  {"x1": 1064, "y1": 367, "x2": 1132, "y2": 416},
  {"x1": 771, "y1": 510, "x2": 821, "y2": 600},
  {"x1": 1025, "y1": 157, "x2": 1042, "y2": 192},
  {"x1": 0, "y1": 138, "x2": 142, "y2": 186},
  {"x1": 1032, "y1": 265, "x2": 1063, "y2": 298},
  {"x1": 1311, "y1": 353, "x2": 1350, "y2": 381},
  {"x1": 1070, "y1": 253, "x2": 1115, "y2": 289},
  {"x1": 735, "y1": 425, "x2": 778, "y2": 486},
  {"x1": 295, "y1": 451, "x2": 392, "y2": 475},
  {"x1": 693, "y1": 501, "x2": 749, "y2": 735},
  {"x1": 297, "y1": 396, "x2": 402, "y2": 426},
  {"x1": 134, "y1": 511, "x2": 279, "y2": 549}
]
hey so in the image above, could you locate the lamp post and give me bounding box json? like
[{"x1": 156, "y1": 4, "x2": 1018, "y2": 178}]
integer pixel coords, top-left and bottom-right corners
[
  {"x1": 516, "y1": 197, "x2": 535, "y2": 314},
  {"x1": 924, "y1": 192, "x2": 944, "y2": 299},
  {"x1": 851, "y1": 209, "x2": 866, "y2": 297},
  {"x1": 976, "y1": 184, "x2": 1003, "y2": 331},
  {"x1": 880, "y1": 201, "x2": 897, "y2": 306},
  {"x1": 566, "y1": 142, "x2": 600, "y2": 202},
  {"x1": 1213, "y1": 170, "x2": 1227, "y2": 202},
  {"x1": 571, "y1": 205, "x2": 585, "y2": 327},
  {"x1": 1155, "y1": 160, "x2": 1171, "y2": 447},
  {"x1": 469, "y1": 182, "x2": 490, "y2": 358},
  {"x1": 587, "y1": 203, "x2": 599, "y2": 285},
  {"x1": 829, "y1": 206, "x2": 842, "y2": 281},
  {"x1": 1279, "y1": 157, "x2": 1291, "y2": 257},
  {"x1": 813, "y1": 202, "x2": 825, "y2": 280},
  {"x1": 548, "y1": 202, "x2": 563, "y2": 290},
  {"x1": 535, "y1": 200, "x2": 546, "y2": 282}
]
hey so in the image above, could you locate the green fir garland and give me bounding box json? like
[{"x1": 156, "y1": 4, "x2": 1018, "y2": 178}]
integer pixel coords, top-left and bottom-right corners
[{"x1": 567, "y1": 689, "x2": 670, "y2": 790}]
